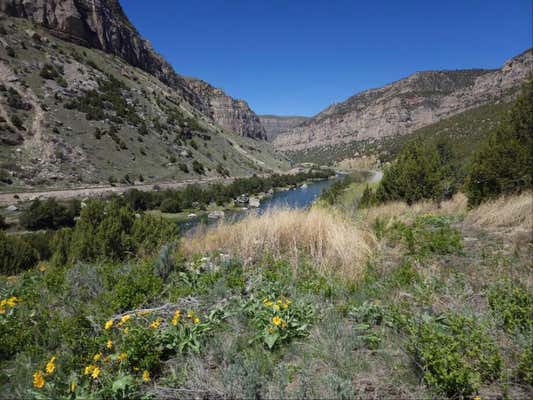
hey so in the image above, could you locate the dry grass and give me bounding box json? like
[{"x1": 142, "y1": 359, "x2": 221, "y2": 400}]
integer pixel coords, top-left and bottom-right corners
[
  {"x1": 465, "y1": 191, "x2": 532, "y2": 232},
  {"x1": 181, "y1": 208, "x2": 376, "y2": 281},
  {"x1": 358, "y1": 193, "x2": 468, "y2": 225}
]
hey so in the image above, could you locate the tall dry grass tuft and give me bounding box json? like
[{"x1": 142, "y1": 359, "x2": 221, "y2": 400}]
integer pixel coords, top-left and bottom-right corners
[
  {"x1": 359, "y1": 193, "x2": 468, "y2": 225},
  {"x1": 181, "y1": 208, "x2": 376, "y2": 281},
  {"x1": 466, "y1": 191, "x2": 532, "y2": 231}
]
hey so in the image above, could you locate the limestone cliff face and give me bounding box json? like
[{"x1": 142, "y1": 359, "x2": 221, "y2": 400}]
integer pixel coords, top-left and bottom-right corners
[
  {"x1": 0, "y1": 0, "x2": 265, "y2": 139},
  {"x1": 186, "y1": 78, "x2": 266, "y2": 140},
  {"x1": 274, "y1": 49, "x2": 533, "y2": 151},
  {"x1": 259, "y1": 115, "x2": 309, "y2": 141}
]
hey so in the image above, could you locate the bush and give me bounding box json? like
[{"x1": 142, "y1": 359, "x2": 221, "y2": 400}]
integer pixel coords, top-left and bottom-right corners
[
  {"x1": 192, "y1": 160, "x2": 205, "y2": 175},
  {"x1": 57, "y1": 200, "x2": 178, "y2": 264},
  {"x1": 19, "y1": 198, "x2": 77, "y2": 231},
  {"x1": 488, "y1": 280, "x2": 532, "y2": 332},
  {"x1": 0, "y1": 215, "x2": 7, "y2": 229},
  {"x1": 407, "y1": 314, "x2": 501, "y2": 398},
  {"x1": 466, "y1": 80, "x2": 533, "y2": 206},
  {"x1": 0, "y1": 231, "x2": 39, "y2": 275},
  {"x1": 376, "y1": 140, "x2": 445, "y2": 204},
  {"x1": 159, "y1": 197, "x2": 181, "y2": 213}
]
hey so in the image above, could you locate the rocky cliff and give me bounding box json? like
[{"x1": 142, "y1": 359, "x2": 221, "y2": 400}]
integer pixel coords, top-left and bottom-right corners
[
  {"x1": 0, "y1": 0, "x2": 265, "y2": 139},
  {"x1": 274, "y1": 49, "x2": 533, "y2": 151},
  {"x1": 259, "y1": 115, "x2": 309, "y2": 141}
]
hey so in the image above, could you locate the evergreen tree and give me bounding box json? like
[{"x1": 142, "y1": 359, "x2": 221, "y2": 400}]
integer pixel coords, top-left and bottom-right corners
[
  {"x1": 466, "y1": 79, "x2": 533, "y2": 206},
  {"x1": 376, "y1": 140, "x2": 444, "y2": 205}
]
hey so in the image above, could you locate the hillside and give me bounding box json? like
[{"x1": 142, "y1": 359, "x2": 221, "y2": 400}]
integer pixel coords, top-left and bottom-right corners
[
  {"x1": 285, "y1": 101, "x2": 513, "y2": 165},
  {"x1": 259, "y1": 115, "x2": 309, "y2": 141},
  {"x1": 0, "y1": 2, "x2": 285, "y2": 190},
  {"x1": 274, "y1": 49, "x2": 532, "y2": 154}
]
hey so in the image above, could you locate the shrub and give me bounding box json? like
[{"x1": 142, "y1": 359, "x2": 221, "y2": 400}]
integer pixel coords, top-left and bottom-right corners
[
  {"x1": 178, "y1": 163, "x2": 189, "y2": 173},
  {"x1": 192, "y1": 160, "x2": 205, "y2": 175},
  {"x1": 406, "y1": 314, "x2": 501, "y2": 398},
  {"x1": 466, "y1": 80, "x2": 533, "y2": 206},
  {"x1": 517, "y1": 342, "x2": 533, "y2": 386},
  {"x1": 58, "y1": 200, "x2": 178, "y2": 264},
  {"x1": 159, "y1": 197, "x2": 181, "y2": 213},
  {"x1": 488, "y1": 280, "x2": 532, "y2": 332},
  {"x1": 0, "y1": 231, "x2": 39, "y2": 275},
  {"x1": 108, "y1": 263, "x2": 162, "y2": 312},
  {"x1": 376, "y1": 140, "x2": 445, "y2": 204},
  {"x1": 0, "y1": 215, "x2": 7, "y2": 229},
  {"x1": 19, "y1": 198, "x2": 77, "y2": 230}
]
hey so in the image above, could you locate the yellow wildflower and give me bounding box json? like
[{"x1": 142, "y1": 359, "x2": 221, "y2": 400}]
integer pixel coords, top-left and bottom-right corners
[
  {"x1": 84, "y1": 364, "x2": 95, "y2": 375},
  {"x1": 193, "y1": 316, "x2": 200, "y2": 324},
  {"x1": 149, "y1": 318, "x2": 161, "y2": 329},
  {"x1": 142, "y1": 370, "x2": 151, "y2": 382},
  {"x1": 118, "y1": 314, "x2": 132, "y2": 326},
  {"x1": 124, "y1": 327, "x2": 129, "y2": 334},
  {"x1": 172, "y1": 310, "x2": 181, "y2": 326},
  {"x1": 263, "y1": 300, "x2": 273, "y2": 307},
  {"x1": 104, "y1": 319, "x2": 113, "y2": 330},
  {"x1": 6, "y1": 296, "x2": 18, "y2": 307},
  {"x1": 0, "y1": 305, "x2": 5, "y2": 315},
  {"x1": 103, "y1": 356, "x2": 111, "y2": 364},
  {"x1": 0, "y1": 300, "x2": 6, "y2": 307},
  {"x1": 137, "y1": 310, "x2": 151, "y2": 316},
  {"x1": 70, "y1": 381, "x2": 77, "y2": 392},
  {"x1": 91, "y1": 366, "x2": 100, "y2": 379},
  {"x1": 187, "y1": 310, "x2": 195, "y2": 318},
  {"x1": 106, "y1": 339, "x2": 113, "y2": 349},
  {"x1": 281, "y1": 320, "x2": 288, "y2": 329},
  {"x1": 45, "y1": 356, "x2": 56, "y2": 374},
  {"x1": 38, "y1": 263, "x2": 47, "y2": 272},
  {"x1": 93, "y1": 352, "x2": 102, "y2": 362},
  {"x1": 117, "y1": 352, "x2": 128, "y2": 362},
  {"x1": 33, "y1": 371, "x2": 45, "y2": 389},
  {"x1": 473, "y1": 397, "x2": 481, "y2": 400},
  {"x1": 283, "y1": 300, "x2": 291, "y2": 309},
  {"x1": 272, "y1": 316, "x2": 282, "y2": 326},
  {"x1": 273, "y1": 304, "x2": 280, "y2": 311}
]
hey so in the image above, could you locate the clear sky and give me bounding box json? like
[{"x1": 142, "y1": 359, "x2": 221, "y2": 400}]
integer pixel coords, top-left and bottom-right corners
[{"x1": 121, "y1": 0, "x2": 532, "y2": 117}]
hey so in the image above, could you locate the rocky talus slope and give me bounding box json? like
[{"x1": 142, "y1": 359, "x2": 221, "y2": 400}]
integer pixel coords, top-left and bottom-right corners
[{"x1": 274, "y1": 49, "x2": 532, "y2": 152}]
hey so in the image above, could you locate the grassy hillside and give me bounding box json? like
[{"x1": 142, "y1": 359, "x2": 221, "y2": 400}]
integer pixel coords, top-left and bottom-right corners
[
  {"x1": 285, "y1": 101, "x2": 513, "y2": 166},
  {"x1": 1, "y1": 189, "x2": 531, "y2": 399},
  {"x1": 0, "y1": 17, "x2": 289, "y2": 191}
]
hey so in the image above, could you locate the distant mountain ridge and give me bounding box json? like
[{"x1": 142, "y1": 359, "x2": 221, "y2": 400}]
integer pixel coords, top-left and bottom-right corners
[
  {"x1": 0, "y1": 0, "x2": 266, "y2": 139},
  {"x1": 274, "y1": 49, "x2": 532, "y2": 152},
  {"x1": 259, "y1": 115, "x2": 309, "y2": 141}
]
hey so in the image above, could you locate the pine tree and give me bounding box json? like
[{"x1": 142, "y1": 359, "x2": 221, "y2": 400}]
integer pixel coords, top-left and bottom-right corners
[{"x1": 466, "y1": 79, "x2": 533, "y2": 206}]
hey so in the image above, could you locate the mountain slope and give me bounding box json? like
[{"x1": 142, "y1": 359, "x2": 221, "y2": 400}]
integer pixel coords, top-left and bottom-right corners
[
  {"x1": 274, "y1": 49, "x2": 532, "y2": 152},
  {"x1": 0, "y1": 14, "x2": 286, "y2": 190},
  {"x1": 259, "y1": 115, "x2": 309, "y2": 141},
  {"x1": 0, "y1": 0, "x2": 266, "y2": 140}
]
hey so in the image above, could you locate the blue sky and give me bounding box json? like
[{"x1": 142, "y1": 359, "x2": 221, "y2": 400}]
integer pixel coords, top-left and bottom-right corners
[{"x1": 121, "y1": 0, "x2": 531, "y2": 116}]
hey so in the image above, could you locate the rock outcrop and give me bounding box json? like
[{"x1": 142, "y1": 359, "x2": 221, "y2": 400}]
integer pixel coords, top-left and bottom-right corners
[
  {"x1": 259, "y1": 115, "x2": 309, "y2": 141},
  {"x1": 0, "y1": 0, "x2": 265, "y2": 139},
  {"x1": 274, "y1": 49, "x2": 533, "y2": 151},
  {"x1": 186, "y1": 78, "x2": 266, "y2": 140}
]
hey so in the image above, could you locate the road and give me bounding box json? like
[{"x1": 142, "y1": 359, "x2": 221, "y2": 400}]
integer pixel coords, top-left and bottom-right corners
[{"x1": 0, "y1": 177, "x2": 236, "y2": 206}]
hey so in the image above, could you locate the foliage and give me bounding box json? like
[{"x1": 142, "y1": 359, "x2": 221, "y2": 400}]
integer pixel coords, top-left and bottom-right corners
[
  {"x1": 242, "y1": 290, "x2": 315, "y2": 349},
  {"x1": 376, "y1": 140, "x2": 448, "y2": 204},
  {"x1": 488, "y1": 280, "x2": 532, "y2": 332},
  {"x1": 0, "y1": 231, "x2": 39, "y2": 275},
  {"x1": 406, "y1": 313, "x2": 501, "y2": 398},
  {"x1": 19, "y1": 198, "x2": 78, "y2": 231},
  {"x1": 385, "y1": 215, "x2": 463, "y2": 259},
  {"x1": 466, "y1": 79, "x2": 533, "y2": 206},
  {"x1": 59, "y1": 200, "x2": 178, "y2": 264},
  {"x1": 192, "y1": 160, "x2": 205, "y2": 175}
]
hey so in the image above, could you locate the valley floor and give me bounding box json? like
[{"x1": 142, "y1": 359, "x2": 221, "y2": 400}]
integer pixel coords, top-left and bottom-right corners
[{"x1": 1, "y1": 191, "x2": 531, "y2": 399}]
